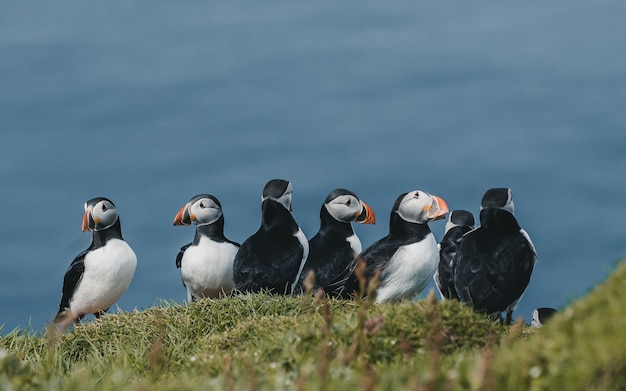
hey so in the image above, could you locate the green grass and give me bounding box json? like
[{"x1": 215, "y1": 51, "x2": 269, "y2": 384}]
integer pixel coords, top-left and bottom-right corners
[{"x1": 2, "y1": 259, "x2": 626, "y2": 390}]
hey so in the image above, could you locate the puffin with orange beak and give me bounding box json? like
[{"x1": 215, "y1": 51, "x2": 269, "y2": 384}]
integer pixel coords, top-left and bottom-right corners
[
  {"x1": 53, "y1": 197, "x2": 137, "y2": 328},
  {"x1": 296, "y1": 188, "x2": 376, "y2": 298},
  {"x1": 357, "y1": 190, "x2": 449, "y2": 303},
  {"x1": 173, "y1": 194, "x2": 239, "y2": 301}
]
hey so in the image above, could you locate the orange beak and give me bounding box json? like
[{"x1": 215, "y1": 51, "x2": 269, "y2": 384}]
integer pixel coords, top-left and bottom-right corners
[
  {"x1": 82, "y1": 205, "x2": 93, "y2": 232},
  {"x1": 173, "y1": 203, "x2": 192, "y2": 226},
  {"x1": 427, "y1": 195, "x2": 449, "y2": 221},
  {"x1": 355, "y1": 201, "x2": 376, "y2": 224}
]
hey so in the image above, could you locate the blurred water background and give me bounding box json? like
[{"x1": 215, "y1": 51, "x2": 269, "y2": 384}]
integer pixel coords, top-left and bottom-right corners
[{"x1": 1, "y1": 1, "x2": 625, "y2": 332}]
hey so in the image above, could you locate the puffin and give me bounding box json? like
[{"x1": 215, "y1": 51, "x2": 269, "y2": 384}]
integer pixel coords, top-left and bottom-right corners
[
  {"x1": 358, "y1": 190, "x2": 449, "y2": 303},
  {"x1": 173, "y1": 194, "x2": 240, "y2": 301},
  {"x1": 531, "y1": 307, "x2": 558, "y2": 328},
  {"x1": 434, "y1": 210, "x2": 475, "y2": 300},
  {"x1": 296, "y1": 188, "x2": 376, "y2": 297},
  {"x1": 453, "y1": 188, "x2": 537, "y2": 323},
  {"x1": 53, "y1": 197, "x2": 137, "y2": 328},
  {"x1": 233, "y1": 179, "x2": 309, "y2": 295}
]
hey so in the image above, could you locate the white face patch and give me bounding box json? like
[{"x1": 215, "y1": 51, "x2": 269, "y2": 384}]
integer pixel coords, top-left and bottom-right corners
[
  {"x1": 444, "y1": 218, "x2": 458, "y2": 234},
  {"x1": 396, "y1": 191, "x2": 431, "y2": 224},
  {"x1": 505, "y1": 189, "x2": 515, "y2": 215},
  {"x1": 190, "y1": 197, "x2": 223, "y2": 226},
  {"x1": 531, "y1": 309, "x2": 541, "y2": 327},
  {"x1": 279, "y1": 190, "x2": 293, "y2": 211},
  {"x1": 264, "y1": 181, "x2": 293, "y2": 211},
  {"x1": 325, "y1": 194, "x2": 361, "y2": 222},
  {"x1": 91, "y1": 200, "x2": 119, "y2": 231},
  {"x1": 480, "y1": 189, "x2": 515, "y2": 215}
]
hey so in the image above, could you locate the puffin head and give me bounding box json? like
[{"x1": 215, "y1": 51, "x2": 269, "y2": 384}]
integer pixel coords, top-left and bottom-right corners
[
  {"x1": 173, "y1": 194, "x2": 223, "y2": 226},
  {"x1": 444, "y1": 209, "x2": 475, "y2": 234},
  {"x1": 480, "y1": 188, "x2": 514, "y2": 215},
  {"x1": 393, "y1": 190, "x2": 449, "y2": 224},
  {"x1": 262, "y1": 179, "x2": 293, "y2": 211},
  {"x1": 82, "y1": 197, "x2": 119, "y2": 232},
  {"x1": 323, "y1": 188, "x2": 375, "y2": 224}
]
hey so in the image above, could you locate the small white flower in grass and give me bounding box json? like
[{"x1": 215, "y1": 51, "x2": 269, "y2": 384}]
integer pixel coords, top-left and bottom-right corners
[
  {"x1": 270, "y1": 362, "x2": 277, "y2": 369},
  {"x1": 529, "y1": 366, "x2": 542, "y2": 378},
  {"x1": 390, "y1": 339, "x2": 397, "y2": 346},
  {"x1": 190, "y1": 356, "x2": 197, "y2": 362}
]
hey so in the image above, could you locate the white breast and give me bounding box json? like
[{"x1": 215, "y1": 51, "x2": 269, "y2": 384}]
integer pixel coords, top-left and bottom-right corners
[
  {"x1": 346, "y1": 234, "x2": 362, "y2": 256},
  {"x1": 520, "y1": 228, "x2": 538, "y2": 258},
  {"x1": 180, "y1": 236, "x2": 238, "y2": 300},
  {"x1": 375, "y1": 233, "x2": 439, "y2": 303},
  {"x1": 70, "y1": 239, "x2": 137, "y2": 316},
  {"x1": 290, "y1": 228, "x2": 309, "y2": 294}
]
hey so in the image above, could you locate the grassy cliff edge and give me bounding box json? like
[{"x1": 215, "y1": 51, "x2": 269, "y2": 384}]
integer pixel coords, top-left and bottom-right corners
[{"x1": 1, "y1": 259, "x2": 625, "y2": 390}]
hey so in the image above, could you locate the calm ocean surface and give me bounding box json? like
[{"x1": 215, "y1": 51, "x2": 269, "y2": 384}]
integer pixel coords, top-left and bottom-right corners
[{"x1": 1, "y1": 1, "x2": 625, "y2": 332}]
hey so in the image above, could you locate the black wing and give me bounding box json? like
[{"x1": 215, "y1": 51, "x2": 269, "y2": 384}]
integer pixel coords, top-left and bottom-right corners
[
  {"x1": 454, "y1": 229, "x2": 535, "y2": 314},
  {"x1": 175, "y1": 243, "x2": 192, "y2": 269},
  {"x1": 234, "y1": 201, "x2": 305, "y2": 295},
  {"x1": 58, "y1": 250, "x2": 87, "y2": 312},
  {"x1": 298, "y1": 231, "x2": 356, "y2": 294},
  {"x1": 234, "y1": 232, "x2": 304, "y2": 294},
  {"x1": 437, "y1": 226, "x2": 472, "y2": 300},
  {"x1": 359, "y1": 235, "x2": 401, "y2": 281},
  {"x1": 323, "y1": 256, "x2": 360, "y2": 298}
]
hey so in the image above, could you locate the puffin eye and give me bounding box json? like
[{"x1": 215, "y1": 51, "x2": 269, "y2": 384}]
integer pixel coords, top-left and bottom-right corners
[
  {"x1": 346, "y1": 199, "x2": 351, "y2": 206},
  {"x1": 102, "y1": 204, "x2": 108, "y2": 212},
  {"x1": 199, "y1": 202, "x2": 205, "y2": 208}
]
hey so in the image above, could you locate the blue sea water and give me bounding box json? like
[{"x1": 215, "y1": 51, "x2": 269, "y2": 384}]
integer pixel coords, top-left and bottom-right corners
[{"x1": 1, "y1": 1, "x2": 625, "y2": 332}]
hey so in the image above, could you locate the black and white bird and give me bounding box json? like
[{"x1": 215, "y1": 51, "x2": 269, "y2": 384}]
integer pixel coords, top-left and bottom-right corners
[
  {"x1": 54, "y1": 197, "x2": 137, "y2": 328},
  {"x1": 434, "y1": 210, "x2": 475, "y2": 300},
  {"x1": 531, "y1": 307, "x2": 558, "y2": 328},
  {"x1": 173, "y1": 194, "x2": 240, "y2": 301},
  {"x1": 296, "y1": 188, "x2": 376, "y2": 297},
  {"x1": 233, "y1": 179, "x2": 308, "y2": 295},
  {"x1": 358, "y1": 190, "x2": 449, "y2": 303},
  {"x1": 453, "y1": 188, "x2": 537, "y2": 323}
]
